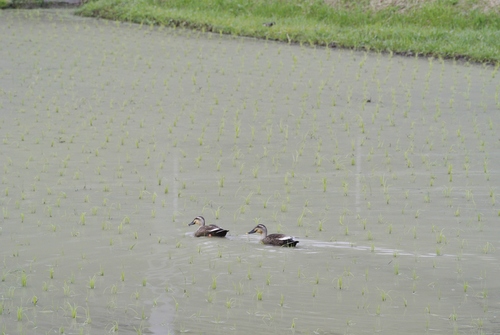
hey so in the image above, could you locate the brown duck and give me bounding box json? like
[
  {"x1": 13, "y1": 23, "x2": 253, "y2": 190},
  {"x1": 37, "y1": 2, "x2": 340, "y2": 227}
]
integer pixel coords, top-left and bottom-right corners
[
  {"x1": 188, "y1": 216, "x2": 229, "y2": 237},
  {"x1": 247, "y1": 224, "x2": 298, "y2": 247}
]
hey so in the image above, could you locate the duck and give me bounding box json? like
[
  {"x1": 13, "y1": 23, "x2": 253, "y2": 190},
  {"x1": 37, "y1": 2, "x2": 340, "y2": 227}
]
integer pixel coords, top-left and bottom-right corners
[
  {"x1": 247, "y1": 224, "x2": 298, "y2": 247},
  {"x1": 188, "y1": 216, "x2": 229, "y2": 237}
]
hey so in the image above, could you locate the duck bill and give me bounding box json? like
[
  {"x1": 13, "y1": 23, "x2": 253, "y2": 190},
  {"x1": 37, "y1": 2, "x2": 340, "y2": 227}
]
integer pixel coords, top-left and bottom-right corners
[
  {"x1": 247, "y1": 229, "x2": 256, "y2": 234},
  {"x1": 188, "y1": 221, "x2": 195, "y2": 226}
]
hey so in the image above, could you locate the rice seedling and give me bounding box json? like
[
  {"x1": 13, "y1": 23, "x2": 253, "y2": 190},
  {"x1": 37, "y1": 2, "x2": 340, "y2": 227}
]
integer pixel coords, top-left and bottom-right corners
[
  {"x1": 443, "y1": 186, "x2": 452, "y2": 198},
  {"x1": 436, "y1": 229, "x2": 446, "y2": 244},
  {"x1": 121, "y1": 271, "x2": 125, "y2": 282},
  {"x1": 480, "y1": 289, "x2": 488, "y2": 299},
  {"x1": 255, "y1": 287, "x2": 263, "y2": 301},
  {"x1": 80, "y1": 212, "x2": 86, "y2": 225},
  {"x1": 17, "y1": 306, "x2": 23, "y2": 321},
  {"x1": 222, "y1": 297, "x2": 234, "y2": 309},
  {"x1": 29, "y1": 294, "x2": 38, "y2": 307},
  {"x1": 88, "y1": 275, "x2": 96, "y2": 289},
  {"x1": 67, "y1": 302, "x2": 78, "y2": 319},
  {"x1": 393, "y1": 263, "x2": 399, "y2": 275},
  {"x1": 482, "y1": 242, "x2": 495, "y2": 254},
  {"x1": 244, "y1": 192, "x2": 253, "y2": 205},
  {"x1": 465, "y1": 189, "x2": 473, "y2": 201},
  {"x1": 473, "y1": 318, "x2": 484, "y2": 330},
  {"x1": 252, "y1": 165, "x2": 259, "y2": 178},
  {"x1": 21, "y1": 271, "x2": 27, "y2": 287},
  {"x1": 211, "y1": 275, "x2": 217, "y2": 290},
  {"x1": 336, "y1": 276, "x2": 343, "y2": 290},
  {"x1": 378, "y1": 288, "x2": 390, "y2": 302}
]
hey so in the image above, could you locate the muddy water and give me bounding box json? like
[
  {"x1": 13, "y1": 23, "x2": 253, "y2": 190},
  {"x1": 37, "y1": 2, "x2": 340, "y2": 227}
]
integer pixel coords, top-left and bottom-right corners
[{"x1": 1, "y1": 8, "x2": 499, "y2": 334}]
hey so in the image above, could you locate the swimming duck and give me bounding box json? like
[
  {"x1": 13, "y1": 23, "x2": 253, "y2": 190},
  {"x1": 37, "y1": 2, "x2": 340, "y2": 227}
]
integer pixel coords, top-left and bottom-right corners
[
  {"x1": 188, "y1": 216, "x2": 229, "y2": 237},
  {"x1": 247, "y1": 224, "x2": 298, "y2": 247}
]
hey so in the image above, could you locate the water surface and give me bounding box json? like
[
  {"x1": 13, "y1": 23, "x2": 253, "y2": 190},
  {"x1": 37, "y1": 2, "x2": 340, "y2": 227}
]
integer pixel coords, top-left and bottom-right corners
[{"x1": 1, "y1": 8, "x2": 499, "y2": 334}]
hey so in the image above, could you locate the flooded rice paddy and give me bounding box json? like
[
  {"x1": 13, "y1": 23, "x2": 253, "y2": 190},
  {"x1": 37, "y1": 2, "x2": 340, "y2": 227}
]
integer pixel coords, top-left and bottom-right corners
[{"x1": 1, "y1": 8, "x2": 500, "y2": 335}]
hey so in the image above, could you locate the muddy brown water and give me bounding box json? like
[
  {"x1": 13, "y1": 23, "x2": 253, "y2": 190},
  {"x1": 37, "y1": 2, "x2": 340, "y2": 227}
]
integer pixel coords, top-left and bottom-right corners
[{"x1": 1, "y1": 8, "x2": 499, "y2": 334}]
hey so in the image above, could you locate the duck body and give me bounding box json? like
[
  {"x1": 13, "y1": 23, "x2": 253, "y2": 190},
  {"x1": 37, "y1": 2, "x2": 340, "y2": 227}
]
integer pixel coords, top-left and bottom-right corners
[
  {"x1": 248, "y1": 224, "x2": 298, "y2": 247},
  {"x1": 188, "y1": 216, "x2": 228, "y2": 237}
]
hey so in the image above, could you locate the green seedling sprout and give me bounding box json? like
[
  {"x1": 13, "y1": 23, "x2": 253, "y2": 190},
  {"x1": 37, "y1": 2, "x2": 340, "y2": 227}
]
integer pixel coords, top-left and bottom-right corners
[
  {"x1": 109, "y1": 284, "x2": 118, "y2": 295},
  {"x1": 367, "y1": 231, "x2": 373, "y2": 240},
  {"x1": 211, "y1": 275, "x2": 217, "y2": 290},
  {"x1": 436, "y1": 229, "x2": 446, "y2": 244},
  {"x1": 21, "y1": 271, "x2": 27, "y2": 287},
  {"x1": 465, "y1": 189, "x2": 473, "y2": 201},
  {"x1": 436, "y1": 247, "x2": 442, "y2": 256},
  {"x1": 481, "y1": 289, "x2": 488, "y2": 299},
  {"x1": 214, "y1": 206, "x2": 221, "y2": 219},
  {"x1": 336, "y1": 276, "x2": 343, "y2": 290},
  {"x1": 252, "y1": 165, "x2": 259, "y2": 178},
  {"x1": 218, "y1": 176, "x2": 225, "y2": 189},
  {"x1": 88, "y1": 275, "x2": 96, "y2": 289},
  {"x1": 17, "y1": 306, "x2": 23, "y2": 321},
  {"x1": 2, "y1": 207, "x2": 8, "y2": 219},
  {"x1": 67, "y1": 302, "x2": 78, "y2": 319},
  {"x1": 342, "y1": 181, "x2": 349, "y2": 196},
  {"x1": 244, "y1": 192, "x2": 252, "y2": 205},
  {"x1": 482, "y1": 242, "x2": 495, "y2": 254},
  {"x1": 280, "y1": 202, "x2": 288, "y2": 212},
  {"x1": 255, "y1": 287, "x2": 263, "y2": 301}
]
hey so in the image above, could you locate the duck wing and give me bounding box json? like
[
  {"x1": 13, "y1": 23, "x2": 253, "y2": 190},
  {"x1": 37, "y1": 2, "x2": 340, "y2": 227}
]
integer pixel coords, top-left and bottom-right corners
[
  {"x1": 204, "y1": 224, "x2": 229, "y2": 237},
  {"x1": 265, "y1": 234, "x2": 299, "y2": 247}
]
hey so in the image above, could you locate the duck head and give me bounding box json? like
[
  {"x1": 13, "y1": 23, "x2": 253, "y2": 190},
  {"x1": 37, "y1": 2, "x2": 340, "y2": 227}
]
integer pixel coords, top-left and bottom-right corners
[
  {"x1": 247, "y1": 224, "x2": 267, "y2": 236},
  {"x1": 188, "y1": 216, "x2": 205, "y2": 226}
]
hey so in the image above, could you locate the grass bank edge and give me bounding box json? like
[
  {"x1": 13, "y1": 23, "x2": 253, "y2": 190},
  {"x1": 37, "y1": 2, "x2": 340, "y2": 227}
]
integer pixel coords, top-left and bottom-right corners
[{"x1": 76, "y1": 0, "x2": 500, "y2": 64}]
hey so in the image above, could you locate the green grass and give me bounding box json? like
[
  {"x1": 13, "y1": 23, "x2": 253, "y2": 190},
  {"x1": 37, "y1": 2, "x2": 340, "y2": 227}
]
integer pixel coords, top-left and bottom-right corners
[
  {"x1": 0, "y1": 0, "x2": 10, "y2": 9},
  {"x1": 76, "y1": 0, "x2": 500, "y2": 63}
]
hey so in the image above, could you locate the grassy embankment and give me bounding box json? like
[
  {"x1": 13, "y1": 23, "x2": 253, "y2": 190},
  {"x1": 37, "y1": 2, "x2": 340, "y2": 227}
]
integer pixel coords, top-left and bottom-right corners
[{"x1": 75, "y1": 0, "x2": 499, "y2": 64}]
